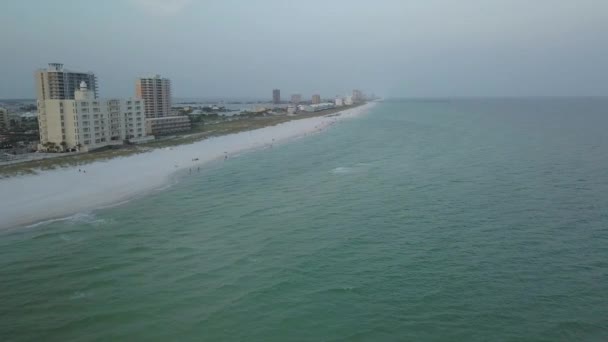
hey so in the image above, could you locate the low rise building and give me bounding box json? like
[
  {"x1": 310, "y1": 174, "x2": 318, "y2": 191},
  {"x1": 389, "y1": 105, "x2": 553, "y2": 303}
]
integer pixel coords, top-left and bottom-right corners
[
  {"x1": 302, "y1": 103, "x2": 335, "y2": 112},
  {"x1": 145, "y1": 115, "x2": 191, "y2": 136},
  {"x1": 312, "y1": 94, "x2": 321, "y2": 104},
  {"x1": 344, "y1": 95, "x2": 354, "y2": 105},
  {"x1": 334, "y1": 98, "x2": 344, "y2": 107},
  {"x1": 37, "y1": 82, "x2": 149, "y2": 152}
]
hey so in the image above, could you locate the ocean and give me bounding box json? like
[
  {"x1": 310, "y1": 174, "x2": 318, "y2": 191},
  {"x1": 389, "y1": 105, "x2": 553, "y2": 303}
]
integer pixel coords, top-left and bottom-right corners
[{"x1": 1, "y1": 98, "x2": 607, "y2": 341}]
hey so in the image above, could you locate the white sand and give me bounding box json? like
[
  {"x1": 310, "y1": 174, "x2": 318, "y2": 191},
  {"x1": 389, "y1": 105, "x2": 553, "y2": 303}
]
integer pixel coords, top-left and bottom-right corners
[{"x1": 0, "y1": 103, "x2": 375, "y2": 229}]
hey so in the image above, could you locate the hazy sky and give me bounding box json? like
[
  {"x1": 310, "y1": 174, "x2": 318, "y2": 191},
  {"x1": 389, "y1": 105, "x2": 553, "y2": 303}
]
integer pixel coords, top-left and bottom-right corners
[{"x1": 1, "y1": 0, "x2": 607, "y2": 99}]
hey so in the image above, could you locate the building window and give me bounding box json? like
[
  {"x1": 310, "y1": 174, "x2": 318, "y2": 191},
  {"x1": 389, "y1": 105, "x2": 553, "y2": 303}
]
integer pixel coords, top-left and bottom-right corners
[
  {"x1": 81, "y1": 102, "x2": 88, "y2": 106},
  {"x1": 84, "y1": 140, "x2": 90, "y2": 145}
]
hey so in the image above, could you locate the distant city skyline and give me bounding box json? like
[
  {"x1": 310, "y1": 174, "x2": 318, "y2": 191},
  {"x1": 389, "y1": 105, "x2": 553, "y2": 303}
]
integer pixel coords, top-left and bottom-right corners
[{"x1": 1, "y1": 0, "x2": 608, "y2": 98}]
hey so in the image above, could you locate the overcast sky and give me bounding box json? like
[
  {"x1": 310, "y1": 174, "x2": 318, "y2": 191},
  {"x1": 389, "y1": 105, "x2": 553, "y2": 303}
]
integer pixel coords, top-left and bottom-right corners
[{"x1": 1, "y1": 0, "x2": 607, "y2": 99}]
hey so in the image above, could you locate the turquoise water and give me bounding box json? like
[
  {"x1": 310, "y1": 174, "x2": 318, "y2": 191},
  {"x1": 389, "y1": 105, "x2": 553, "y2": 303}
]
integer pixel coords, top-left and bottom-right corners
[{"x1": 2, "y1": 99, "x2": 608, "y2": 341}]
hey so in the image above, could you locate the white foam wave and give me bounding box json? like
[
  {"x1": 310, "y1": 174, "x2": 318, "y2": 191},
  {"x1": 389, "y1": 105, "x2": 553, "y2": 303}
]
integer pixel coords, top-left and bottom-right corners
[
  {"x1": 331, "y1": 167, "x2": 354, "y2": 174},
  {"x1": 26, "y1": 212, "x2": 107, "y2": 229}
]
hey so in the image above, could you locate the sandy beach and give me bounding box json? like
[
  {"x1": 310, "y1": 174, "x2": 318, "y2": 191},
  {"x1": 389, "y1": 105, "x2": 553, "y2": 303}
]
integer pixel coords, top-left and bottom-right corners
[{"x1": 0, "y1": 103, "x2": 374, "y2": 229}]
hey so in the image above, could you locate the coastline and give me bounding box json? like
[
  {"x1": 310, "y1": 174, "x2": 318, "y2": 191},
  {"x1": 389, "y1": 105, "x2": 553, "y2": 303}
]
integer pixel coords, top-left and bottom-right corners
[{"x1": 0, "y1": 103, "x2": 375, "y2": 230}]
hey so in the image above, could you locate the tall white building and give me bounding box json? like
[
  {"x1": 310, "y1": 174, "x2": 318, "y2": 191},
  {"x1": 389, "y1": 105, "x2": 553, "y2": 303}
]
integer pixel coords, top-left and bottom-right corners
[
  {"x1": 136, "y1": 75, "x2": 171, "y2": 118},
  {"x1": 37, "y1": 82, "x2": 150, "y2": 152}
]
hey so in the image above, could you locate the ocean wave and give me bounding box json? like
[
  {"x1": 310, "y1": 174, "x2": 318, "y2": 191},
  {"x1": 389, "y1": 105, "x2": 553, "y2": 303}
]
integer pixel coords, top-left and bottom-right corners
[
  {"x1": 69, "y1": 291, "x2": 90, "y2": 300},
  {"x1": 331, "y1": 166, "x2": 354, "y2": 174},
  {"x1": 27, "y1": 212, "x2": 108, "y2": 228}
]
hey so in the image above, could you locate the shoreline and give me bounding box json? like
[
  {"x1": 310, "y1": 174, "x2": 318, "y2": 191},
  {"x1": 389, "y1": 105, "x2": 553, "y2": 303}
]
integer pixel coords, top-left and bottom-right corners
[{"x1": 0, "y1": 103, "x2": 375, "y2": 230}]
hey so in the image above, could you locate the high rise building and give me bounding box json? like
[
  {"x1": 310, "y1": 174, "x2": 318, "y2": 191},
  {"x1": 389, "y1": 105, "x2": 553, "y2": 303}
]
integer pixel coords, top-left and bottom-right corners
[
  {"x1": 345, "y1": 95, "x2": 354, "y2": 105},
  {"x1": 135, "y1": 75, "x2": 172, "y2": 118},
  {"x1": 291, "y1": 94, "x2": 302, "y2": 104},
  {"x1": 312, "y1": 94, "x2": 321, "y2": 104},
  {"x1": 0, "y1": 108, "x2": 9, "y2": 130},
  {"x1": 352, "y1": 89, "x2": 363, "y2": 103},
  {"x1": 35, "y1": 63, "x2": 97, "y2": 100},
  {"x1": 273, "y1": 89, "x2": 281, "y2": 104},
  {"x1": 37, "y1": 81, "x2": 149, "y2": 152}
]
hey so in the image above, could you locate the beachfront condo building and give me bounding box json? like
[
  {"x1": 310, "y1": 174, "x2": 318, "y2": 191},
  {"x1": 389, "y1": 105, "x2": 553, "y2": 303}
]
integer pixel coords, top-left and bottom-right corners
[
  {"x1": 35, "y1": 63, "x2": 98, "y2": 101},
  {"x1": 0, "y1": 108, "x2": 10, "y2": 130},
  {"x1": 37, "y1": 82, "x2": 151, "y2": 152},
  {"x1": 145, "y1": 116, "x2": 191, "y2": 136},
  {"x1": 291, "y1": 94, "x2": 302, "y2": 104},
  {"x1": 345, "y1": 96, "x2": 354, "y2": 105},
  {"x1": 136, "y1": 75, "x2": 172, "y2": 118},
  {"x1": 312, "y1": 94, "x2": 321, "y2": 104},
  {"x1": 273, "y1": 89, "x2": 281, "y2": 104},
  {"x1": 353, "y1": 89, "x2": 364, "y2": 103}
]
